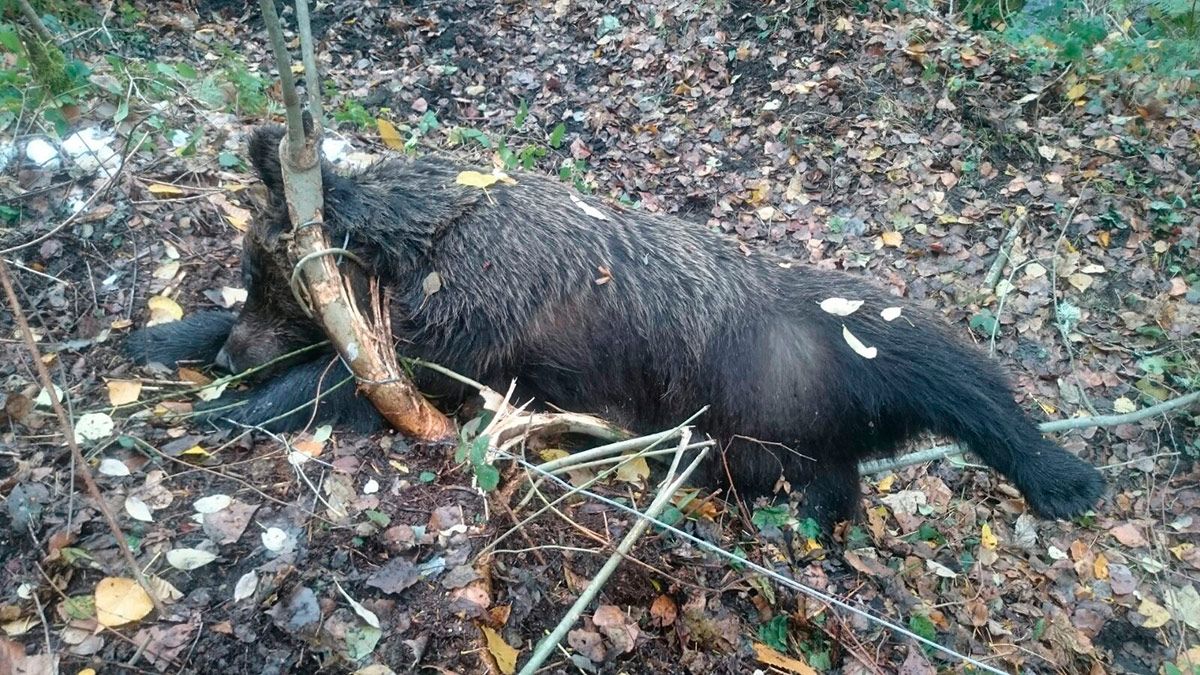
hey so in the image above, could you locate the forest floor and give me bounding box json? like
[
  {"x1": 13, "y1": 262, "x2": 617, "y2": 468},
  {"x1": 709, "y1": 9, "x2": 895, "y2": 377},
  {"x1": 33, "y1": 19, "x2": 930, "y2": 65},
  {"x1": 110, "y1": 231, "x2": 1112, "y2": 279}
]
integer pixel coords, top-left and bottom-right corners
[{"x1": 0, "y1": 1, "x2": 1198, "y2": 673}]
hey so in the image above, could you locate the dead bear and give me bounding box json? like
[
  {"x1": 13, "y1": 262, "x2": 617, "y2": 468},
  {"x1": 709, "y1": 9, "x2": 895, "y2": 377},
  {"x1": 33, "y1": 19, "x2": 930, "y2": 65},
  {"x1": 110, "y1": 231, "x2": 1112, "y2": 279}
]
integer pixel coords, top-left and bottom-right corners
[{"x1": 127, "y1": 125, "x2": 1106, "y2": 527}]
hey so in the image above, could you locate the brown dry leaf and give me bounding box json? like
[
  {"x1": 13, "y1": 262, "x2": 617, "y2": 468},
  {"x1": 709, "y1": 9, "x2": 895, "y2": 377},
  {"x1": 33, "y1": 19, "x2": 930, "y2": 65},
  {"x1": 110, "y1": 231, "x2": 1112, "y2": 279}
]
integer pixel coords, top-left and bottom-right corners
[
  {"x1": 208, "y1": 193, "x2": 252, "y2": 231},
  {"x1": 106, "y1": 380, "x2": 142, "y2": 406},
  {"x1": 752, "y1": 642, "x2": 818, "y2": 675},
  {"x1": 377, "y1": 118, "x2": 405, "y2": 150},
  {"x1": 95, "y1": 577, "x2": 154, "y2": 627},
  {"x1": 480, "y1": 625, "x2": 518, "y2": 674},
  {"x1": 650, "y1": 595, "x2": 677, "y2": 627},
  {"x1": 1110, "y1": 523, "x2": 1149, "y2": 548},
  {"x1": 1067, "y1": 273, "x2": 1094, "y2": 292}
]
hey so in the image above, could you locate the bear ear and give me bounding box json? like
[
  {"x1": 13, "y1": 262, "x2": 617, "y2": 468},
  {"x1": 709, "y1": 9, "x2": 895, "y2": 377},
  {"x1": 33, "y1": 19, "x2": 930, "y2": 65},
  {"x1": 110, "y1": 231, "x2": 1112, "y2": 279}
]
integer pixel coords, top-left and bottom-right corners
[{"x1": 247, "y1": 125, "x2": 286, "y2": 196}]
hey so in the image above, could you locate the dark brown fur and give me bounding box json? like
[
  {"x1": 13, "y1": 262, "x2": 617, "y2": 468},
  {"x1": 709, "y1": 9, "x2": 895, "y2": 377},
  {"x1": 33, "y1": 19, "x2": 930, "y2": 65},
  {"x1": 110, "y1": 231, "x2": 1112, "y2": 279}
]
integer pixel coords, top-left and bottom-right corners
[{"x1": 131, "y1": 125, "x2": 1106, "y2": 527}]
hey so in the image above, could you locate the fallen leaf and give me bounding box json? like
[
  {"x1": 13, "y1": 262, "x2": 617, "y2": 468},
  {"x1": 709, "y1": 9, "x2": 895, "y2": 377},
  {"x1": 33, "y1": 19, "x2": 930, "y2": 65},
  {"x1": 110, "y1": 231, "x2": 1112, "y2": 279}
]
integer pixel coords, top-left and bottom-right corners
[
  {"x1": 233, "y1": 571, "x2": 258, "y2": 603},
  {"x1": 98, "y1": 458, "x2": 130, "y2": 477},
  {"x1": 1110, "y1": 523, "x2": 1149, "y2": 548},
  {"x1": 752, "y1": 642, "x2": 817, "y2": 674},
  {"x1": 819, "y1": 297, "x2": 864, "y2": 316},
  {"x1": 335, "y1": 580, "x2": 380, "y2": 629},
  {"x1": 1066, "y1": 82, "x2": 1087, "y2": 100},
  {"x1": 981, "y1": 523, "x2": 998, "y2": 550},
  {"x1": 146, "y1": 295, "x2": 183, "y2": 326},
  {"x1": 880, "y1": 307, "x2": 902, "y2": 321},
  {"x1": 147, "y1": 182, "x2": 184, "y2": 196},
  {"x1": 193, "y1": 494, "x2": 232, "y2": 514},
  {"x1": 165, "y1": 548, "x2": 217, "y2": 571},
  {"x1": 650, "y1": 594, "x2": 677, "y2": 627},
  {"x1": 124, "y1": 496, "x2": 154, "y2": 523},
  {"x1": 95, "y1": 577, "x2": 153, "y2": 627},
  {"x1": 481, "y1": 625, "x2": 518, "y2": 674},
  {"x1": 106, "y1": 380, "x2": 142, "y2": 406},
  {"x1": 1137, "y1": 598, "x2": 1171, "y2": 628},
  {"x1": 1165, "y1": 584, "x2": 1200, "y2": 630},
  {"x1": 74, "y1": 413, "x2": 114, "y2": 443},
  {"x1": 377, "y1": 118, "x2": 404, "y2": 150},
  {"x1": 570, "y1": 193, "x2": 609, "y2": 221},
  {"x1": 881, "y1": 231, "x2": 903, "y2": 247},
  {"x1": 842, "y1": 325, "x2": 877, "y2": 359}
]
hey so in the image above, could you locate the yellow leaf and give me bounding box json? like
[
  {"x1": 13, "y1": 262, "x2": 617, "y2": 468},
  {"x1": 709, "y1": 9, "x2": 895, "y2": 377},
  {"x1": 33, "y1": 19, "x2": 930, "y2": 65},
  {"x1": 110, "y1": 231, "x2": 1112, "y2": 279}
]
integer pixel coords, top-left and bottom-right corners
[
  {"x1": 748, "y1": 182, "x2": 770, "y2": 205},
  {"x1": 539, "y1": 448, "x2": 570, "y2": 461},
  {"x1": 95, "y1": 577, "x2": 154, "y2": 627},
  {"x1": 147, "y1": 182, "x2": 184, "y2": 196},
  {"x1": 480, "y1": 625, "x2": 518, "y2": 674},
  {"x1": 377, "y1": 118, "x2": 404, "y2": 150},
  {"x1": 457, "y1": 170, "x2": 500, "y2": 188},
  {"x1": 1171, "y1": 543, "x2": 1195, "y2": 560},
  {"x1": 1138, "y1": 598, "x2": 1171, "y2": 628},
  {"x1": 881, "y1": 231, "x2": 903, "y2": 247},
  {"x1": 615, "y1": 455, "x2": 650, "y2": 484},
  {"x1": 876, "y1": 474, "x2": 896, "y2": 492},
  {"x1": 1094, "y1": 553, "x2": 1109, "y2": 579},
  {"x1": 1066, "y1": 83, "x2": 1087, "y2": 101},
  {"x1": 146, "y1": 295, "x2": 183, "y2": 326},
  {"x1": 106, "y1": 379, "x2": 143, "y2": 406},
  {"x1": 865, "y1": 146, "x2": 885, "y2": 161},
  {"x1": 752, "y1": 642, "x2": 818, "y2": 675},
  {"x1": 1097, "y1": 230, "x2": 1111, "y2": 248},
  {"x1": 180, "y1": 445, "x2": 210, "y2": 458},
  {"x1": 981, "y1": 523, "x2": 998, "y2": 550}
]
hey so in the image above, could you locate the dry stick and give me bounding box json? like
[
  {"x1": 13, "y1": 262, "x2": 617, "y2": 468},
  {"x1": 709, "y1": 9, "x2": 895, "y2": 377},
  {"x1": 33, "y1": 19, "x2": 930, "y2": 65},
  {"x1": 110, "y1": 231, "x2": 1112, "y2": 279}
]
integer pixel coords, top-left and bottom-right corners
[
  {"x1": 517, "y1": 431, "x2": 705, "y2": 675},
  {"x1": 292, "y1": 0, "x2": 323, "y2": 126},
  {"x1": 259, "y1": 0, "x2": 453, "y2": 441},
  {"x1": 515, "y1": 456, "x2": 1010, "y2": 675},
  {"x1": 982, "y1": 211, "x2": 1026, "y2": 293},
  {"x1": 860, "y1": 390, "x2": 1200, "y2": 475},
  {"x1": 0, "y1": 259, "x2": 165, "y2": 616}
]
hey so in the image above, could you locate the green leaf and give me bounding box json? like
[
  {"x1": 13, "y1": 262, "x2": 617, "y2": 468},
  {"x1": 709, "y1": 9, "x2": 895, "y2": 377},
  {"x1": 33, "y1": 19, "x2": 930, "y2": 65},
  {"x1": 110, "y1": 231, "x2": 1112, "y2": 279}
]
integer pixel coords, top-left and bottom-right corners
[
  {"x1": 62, "y1": 595, "x2": 95, "y2": 620},
  {"x1": 797, "y1": 517, "x2": 822, "y2": 541},
  {"x1": 218, "y1": 151, "x2": 241, "y2": 168},
  {"x1": 418, "y1": 471, "x2": 437, "y2": 483},
  {"x1": 757, "y1": 615, "x2": 789, "y2": 652},
  {"x1": 364, "y1": 510, "x2": 390, "y2": 527},
  {"x1": 751, "y1": 504, "x2": 790, "y2": 530},
  {"x1": 468, "y1": 434, "x2": 490, "y2": 466},
  {"x1": 0, "y1": 24, "x2": 22, "y2": 53},
  {"x1": 968, "y1": 309, "x2": 998, "y2": 336},
  {"x1": 513, "y1": 99, "x2": 529, "y2": 129},
  {"x1": 549, "y1": 122, "x2": 566, "y2": 149},
  {"x1": 475, "y1": 463, "x2": 500, "y2": 492},
  {"x1": 908, "y1": 614, "x2": 937, "y2": 643}
]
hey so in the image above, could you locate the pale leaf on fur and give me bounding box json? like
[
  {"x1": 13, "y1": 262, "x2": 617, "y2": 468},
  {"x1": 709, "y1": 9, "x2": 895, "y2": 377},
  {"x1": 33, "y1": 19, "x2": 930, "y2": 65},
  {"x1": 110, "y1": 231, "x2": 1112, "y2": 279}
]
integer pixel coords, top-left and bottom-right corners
[
  {"x1": 880, "y1": 306, "x2": 902, "y2": 321},
  {"x1": 570, "y1": 193, "x2": 610, "y2": 221},
  {"x1": 819, "y1": 298, "x2": 863, "y2": 316},
  {"x1": 841, "y1": 325, "x2": 877, "y2": 359},
  {"x1": 456, "y1": 170, "x2": 516, "y2": 189}
]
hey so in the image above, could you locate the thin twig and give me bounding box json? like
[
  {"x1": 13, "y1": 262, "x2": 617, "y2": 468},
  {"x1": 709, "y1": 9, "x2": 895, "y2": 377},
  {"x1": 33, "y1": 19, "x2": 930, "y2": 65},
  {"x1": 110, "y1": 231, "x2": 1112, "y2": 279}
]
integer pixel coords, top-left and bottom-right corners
[
  {"x1": 508, "y1": 453, "x2": 1009, "y2": 675},
  {"x1": 517, "y1": 432, "x2": 704, "y2": 675},
  {"x1": 0, "y1": 259, "x2": 165, "y2": 616},
  {"x1": 861, "y1": 390, "x2": 1200, "y2": 474}
]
